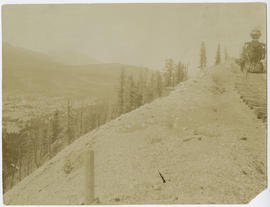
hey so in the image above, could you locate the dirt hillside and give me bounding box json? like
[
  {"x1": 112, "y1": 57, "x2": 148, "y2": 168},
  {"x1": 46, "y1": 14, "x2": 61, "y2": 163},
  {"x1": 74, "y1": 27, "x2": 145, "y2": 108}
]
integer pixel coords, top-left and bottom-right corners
[{"x1": 3, "y1": 62, "x2": 267, "y2": 204}]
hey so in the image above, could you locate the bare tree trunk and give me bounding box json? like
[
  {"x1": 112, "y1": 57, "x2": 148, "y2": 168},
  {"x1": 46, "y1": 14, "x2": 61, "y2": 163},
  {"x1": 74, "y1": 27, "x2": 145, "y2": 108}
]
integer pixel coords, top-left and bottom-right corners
[
  {"x1": 19, "y1": 156, "x2": 22, "y2": 181},
  {"x1": 3, "y1": 172, "x2": 7, "y2": 193},
  {"x1": 30, "y1": 154, "x2": 33, "y2": 172},
  {"x1": 34, "y1": 141, "x2": 41, "y2": 168},
  {"x1": 80, "y1": 110, "x2": 83, "y2": 135},
  {"x1": 27, "y1": 159, "x2": 30, "y2": 175},
  {"x1": 48, "y1": 137, "x2": 52, "y2": 159},
  {"x1": 11, "y1": 171, "x2": 15, "y2": 187},
  {"x1": 30, "y1": 136, "x2": 40, "y2": 168}
]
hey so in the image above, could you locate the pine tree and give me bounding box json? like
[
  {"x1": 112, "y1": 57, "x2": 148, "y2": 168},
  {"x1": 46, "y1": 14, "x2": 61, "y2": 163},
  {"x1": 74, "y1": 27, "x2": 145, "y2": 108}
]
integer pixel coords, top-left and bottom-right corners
[
  {"x1": 138, "y1": 72, "x2": 146, "y2": 105},
  {"x1": 136, "y1": 79, "x2": 143, "y2": 107},
  {"x1": 132, "y1": 80, "x2": 139, "y2": 109},
  {"x1": 90, "y1": 110, "x2": 97, "y2": 130},
  {"x1": 200, "y1": 41, "x2": 207, "y2": 69},
  {"x1": 79, "y1": 109, "x2": 83, "y2": 135},
  {"x1": 142, "y1": 70, "x2": 148, "y2": 104},
  {"x1": 183, "y1": 64, "x2": 189, "y2": 81},
  {"x1": 118, "y1": 68, "x2": 126, "y2": 115},
  {"x1": 128, "y1": 75, "x2": 137, "y2": 111},
  {"x1": 215, "y1": 44, "x2": 221, "y2": 65},
  {"x1": 66, "y1": 100, "x2": 74, "y2": 144},
  {"x1": 124, "y1": 76, "x2": 131, "y2": 113},
  {"x1": 165, "y1": 59, "x2": 174, "y2": 87},
  {"x1": 172, "y1": 68, "x2": 176, "y2": 87},
  {"x1": 29, "y1": 118, "x2": 42, "y2": 168},
  {"x1": 176, "y1": 61, "x2": 184, "y2": 84},
  {"x1": 51, "y1": 110, "x2": 61, "y2": 143},
  {"x1": 149, "y1": 73, "x2": 156, "y2": 101},
  {"x1": 224, "y1": 48, "x2": 228, "y2": 61},
  {"x1": 156, "y1": 71, "x2": 163, "y2": 97}
]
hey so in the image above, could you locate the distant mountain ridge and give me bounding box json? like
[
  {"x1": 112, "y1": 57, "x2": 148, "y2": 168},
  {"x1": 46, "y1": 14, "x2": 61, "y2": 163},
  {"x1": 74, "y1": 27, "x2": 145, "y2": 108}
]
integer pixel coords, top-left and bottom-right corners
[
  {"x1": 2, "y1": 42, "x2": 148, "y2": 100},
  {"x1": 46, "y1": 49, "x2": 102, "y2": 65}
]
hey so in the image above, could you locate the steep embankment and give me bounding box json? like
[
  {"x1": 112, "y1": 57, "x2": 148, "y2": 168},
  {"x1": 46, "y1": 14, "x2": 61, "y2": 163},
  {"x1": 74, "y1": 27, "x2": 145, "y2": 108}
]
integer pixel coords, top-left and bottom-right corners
[{"x1": 4, "y1": 62, "x2": 267, "y2": 204}]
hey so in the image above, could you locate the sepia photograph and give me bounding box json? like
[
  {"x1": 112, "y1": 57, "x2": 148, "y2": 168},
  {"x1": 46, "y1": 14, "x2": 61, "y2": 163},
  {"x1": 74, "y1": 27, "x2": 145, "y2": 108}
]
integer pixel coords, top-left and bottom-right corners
[{"x1": 1, "y1": 1, "x2": 268, "y2": 205}]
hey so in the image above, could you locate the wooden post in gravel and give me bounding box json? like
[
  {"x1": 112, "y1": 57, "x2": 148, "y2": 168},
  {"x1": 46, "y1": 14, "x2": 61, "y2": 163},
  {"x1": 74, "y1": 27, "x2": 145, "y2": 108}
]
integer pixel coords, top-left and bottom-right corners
[{"x1": 84, "y1": 149, "x2": 94, "y2": 204}]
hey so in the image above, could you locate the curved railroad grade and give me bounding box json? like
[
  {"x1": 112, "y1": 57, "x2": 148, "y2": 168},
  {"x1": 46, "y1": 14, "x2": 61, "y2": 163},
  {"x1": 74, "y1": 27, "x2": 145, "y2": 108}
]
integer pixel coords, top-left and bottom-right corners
[{"x1": 234, "y1": 73, "x2": 267, "y2": 123}]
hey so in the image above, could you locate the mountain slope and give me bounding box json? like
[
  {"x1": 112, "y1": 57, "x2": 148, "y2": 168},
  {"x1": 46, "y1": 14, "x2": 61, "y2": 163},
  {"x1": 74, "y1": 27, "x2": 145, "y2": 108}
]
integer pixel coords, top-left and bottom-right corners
[
  {"x1": 2, "y1": 42, "x2": 147, "y2": 99},
  {"x1": 46, "y1": 50, "x2": 101, "y2": 65},
  {"x1": 3, "y1": 62, "x2": 266, "y2": 204}
]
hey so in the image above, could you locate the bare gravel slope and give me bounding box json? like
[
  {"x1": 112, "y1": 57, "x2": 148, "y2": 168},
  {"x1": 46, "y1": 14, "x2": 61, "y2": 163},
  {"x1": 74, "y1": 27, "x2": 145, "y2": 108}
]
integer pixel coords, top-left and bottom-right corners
[{"x1": 4, "y1": 62, "x2": 267, "y2": 204}]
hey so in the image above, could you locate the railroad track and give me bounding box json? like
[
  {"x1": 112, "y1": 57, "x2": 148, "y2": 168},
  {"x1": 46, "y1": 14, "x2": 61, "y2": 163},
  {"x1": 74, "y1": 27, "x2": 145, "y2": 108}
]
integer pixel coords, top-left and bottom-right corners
[{"x1": 234, "y1": 72, "x2": 267, "y2": 123}]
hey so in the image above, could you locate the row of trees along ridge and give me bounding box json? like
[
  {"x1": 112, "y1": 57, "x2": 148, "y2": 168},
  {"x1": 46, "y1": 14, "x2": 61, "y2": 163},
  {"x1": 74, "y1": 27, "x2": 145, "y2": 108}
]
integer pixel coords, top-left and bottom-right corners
[{"x1": 200, "y1": 41, "x2": 228, "y2": 70}]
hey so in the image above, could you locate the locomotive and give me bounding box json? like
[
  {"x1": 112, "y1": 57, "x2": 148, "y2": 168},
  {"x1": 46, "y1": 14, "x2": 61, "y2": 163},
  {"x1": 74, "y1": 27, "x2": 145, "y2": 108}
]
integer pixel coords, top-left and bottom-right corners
[{"x1": 236, "y1": 29, "x2": 266, "y2": 76}]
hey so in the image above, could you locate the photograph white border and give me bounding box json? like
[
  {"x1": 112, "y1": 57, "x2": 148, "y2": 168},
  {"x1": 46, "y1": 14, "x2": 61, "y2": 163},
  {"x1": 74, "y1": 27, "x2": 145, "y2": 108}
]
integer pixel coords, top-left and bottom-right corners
[{"x1": 0, "y1": 0, "x2": 269, "y2": 206}]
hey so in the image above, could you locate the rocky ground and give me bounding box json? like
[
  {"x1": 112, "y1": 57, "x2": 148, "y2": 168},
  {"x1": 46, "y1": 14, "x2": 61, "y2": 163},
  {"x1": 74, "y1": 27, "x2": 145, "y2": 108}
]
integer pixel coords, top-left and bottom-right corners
[{"x1": 3, "y1": 61, "x2": 267, "y2": 204}]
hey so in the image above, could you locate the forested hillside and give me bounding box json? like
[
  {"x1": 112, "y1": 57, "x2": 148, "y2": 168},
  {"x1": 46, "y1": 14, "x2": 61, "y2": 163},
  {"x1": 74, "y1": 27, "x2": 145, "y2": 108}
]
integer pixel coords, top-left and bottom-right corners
[
  {"x1": 2, "y1": 42, "x2": 147, "y2": 99},
  {"x1": 2, "y1": 43, "x2": 188, "y2": 193}
]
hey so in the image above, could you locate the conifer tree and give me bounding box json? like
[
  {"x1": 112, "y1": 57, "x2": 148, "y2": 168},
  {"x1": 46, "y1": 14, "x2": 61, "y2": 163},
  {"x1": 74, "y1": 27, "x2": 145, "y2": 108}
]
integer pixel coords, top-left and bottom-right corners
[
  {"x1": 66, "y1": 100, "x2": 74, "y2": 144},
  {"x1": 118, "y1": 68, "x2": 126, "y2": 115},
  {"x1": 156, "y1": 71, "x2": 163, "y2": 97},
  {"x1": 51, "y1": 110, "x2": 61, "y2": 143},
  {"x1": 176, "y1": 61, "x2": 184, "y2": 84},
  {"x1": 215, "y1": 44, "x2": 221, "y2": 65},
  {"x1": 149, "y1": 73, "x2": 156, "y2": 101},
  {"x1": 165, "y1": 59, "x2": 174, "y2": 87},
  {"x1": 136, "y1": 79, "x2": 143, "y2": 107},
  {"x1": 172, "y1": 69, "x2": 176, "y2": 87},
  {"x1": 138, "y1": 72, "x2": 146, "y2": 105},
  {"x1": 224, "y1": 48, "x2": 228, "y2": 61},
  {"x1": 182, "y1": 64, "x2": 189, "y2": 81},
  {"x1": 200, "y1": 41, "x2": 207, "y2": 69},
  {"x1": 128, "y1": 76, "x2": 137, "y2": 111}
]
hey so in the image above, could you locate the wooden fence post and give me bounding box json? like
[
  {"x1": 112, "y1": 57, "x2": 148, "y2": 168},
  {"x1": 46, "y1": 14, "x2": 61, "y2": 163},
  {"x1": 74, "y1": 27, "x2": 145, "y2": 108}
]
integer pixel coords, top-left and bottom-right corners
[{"x1": 84, "y1": 150, "x2": 95, "y2": 204}]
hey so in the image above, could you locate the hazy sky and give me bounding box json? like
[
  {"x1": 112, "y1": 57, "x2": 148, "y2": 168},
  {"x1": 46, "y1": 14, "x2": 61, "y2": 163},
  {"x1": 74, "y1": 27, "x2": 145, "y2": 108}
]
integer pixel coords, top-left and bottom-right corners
[{"x1": 2, "y1": 3, "x2": 266, "y2": 69}]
